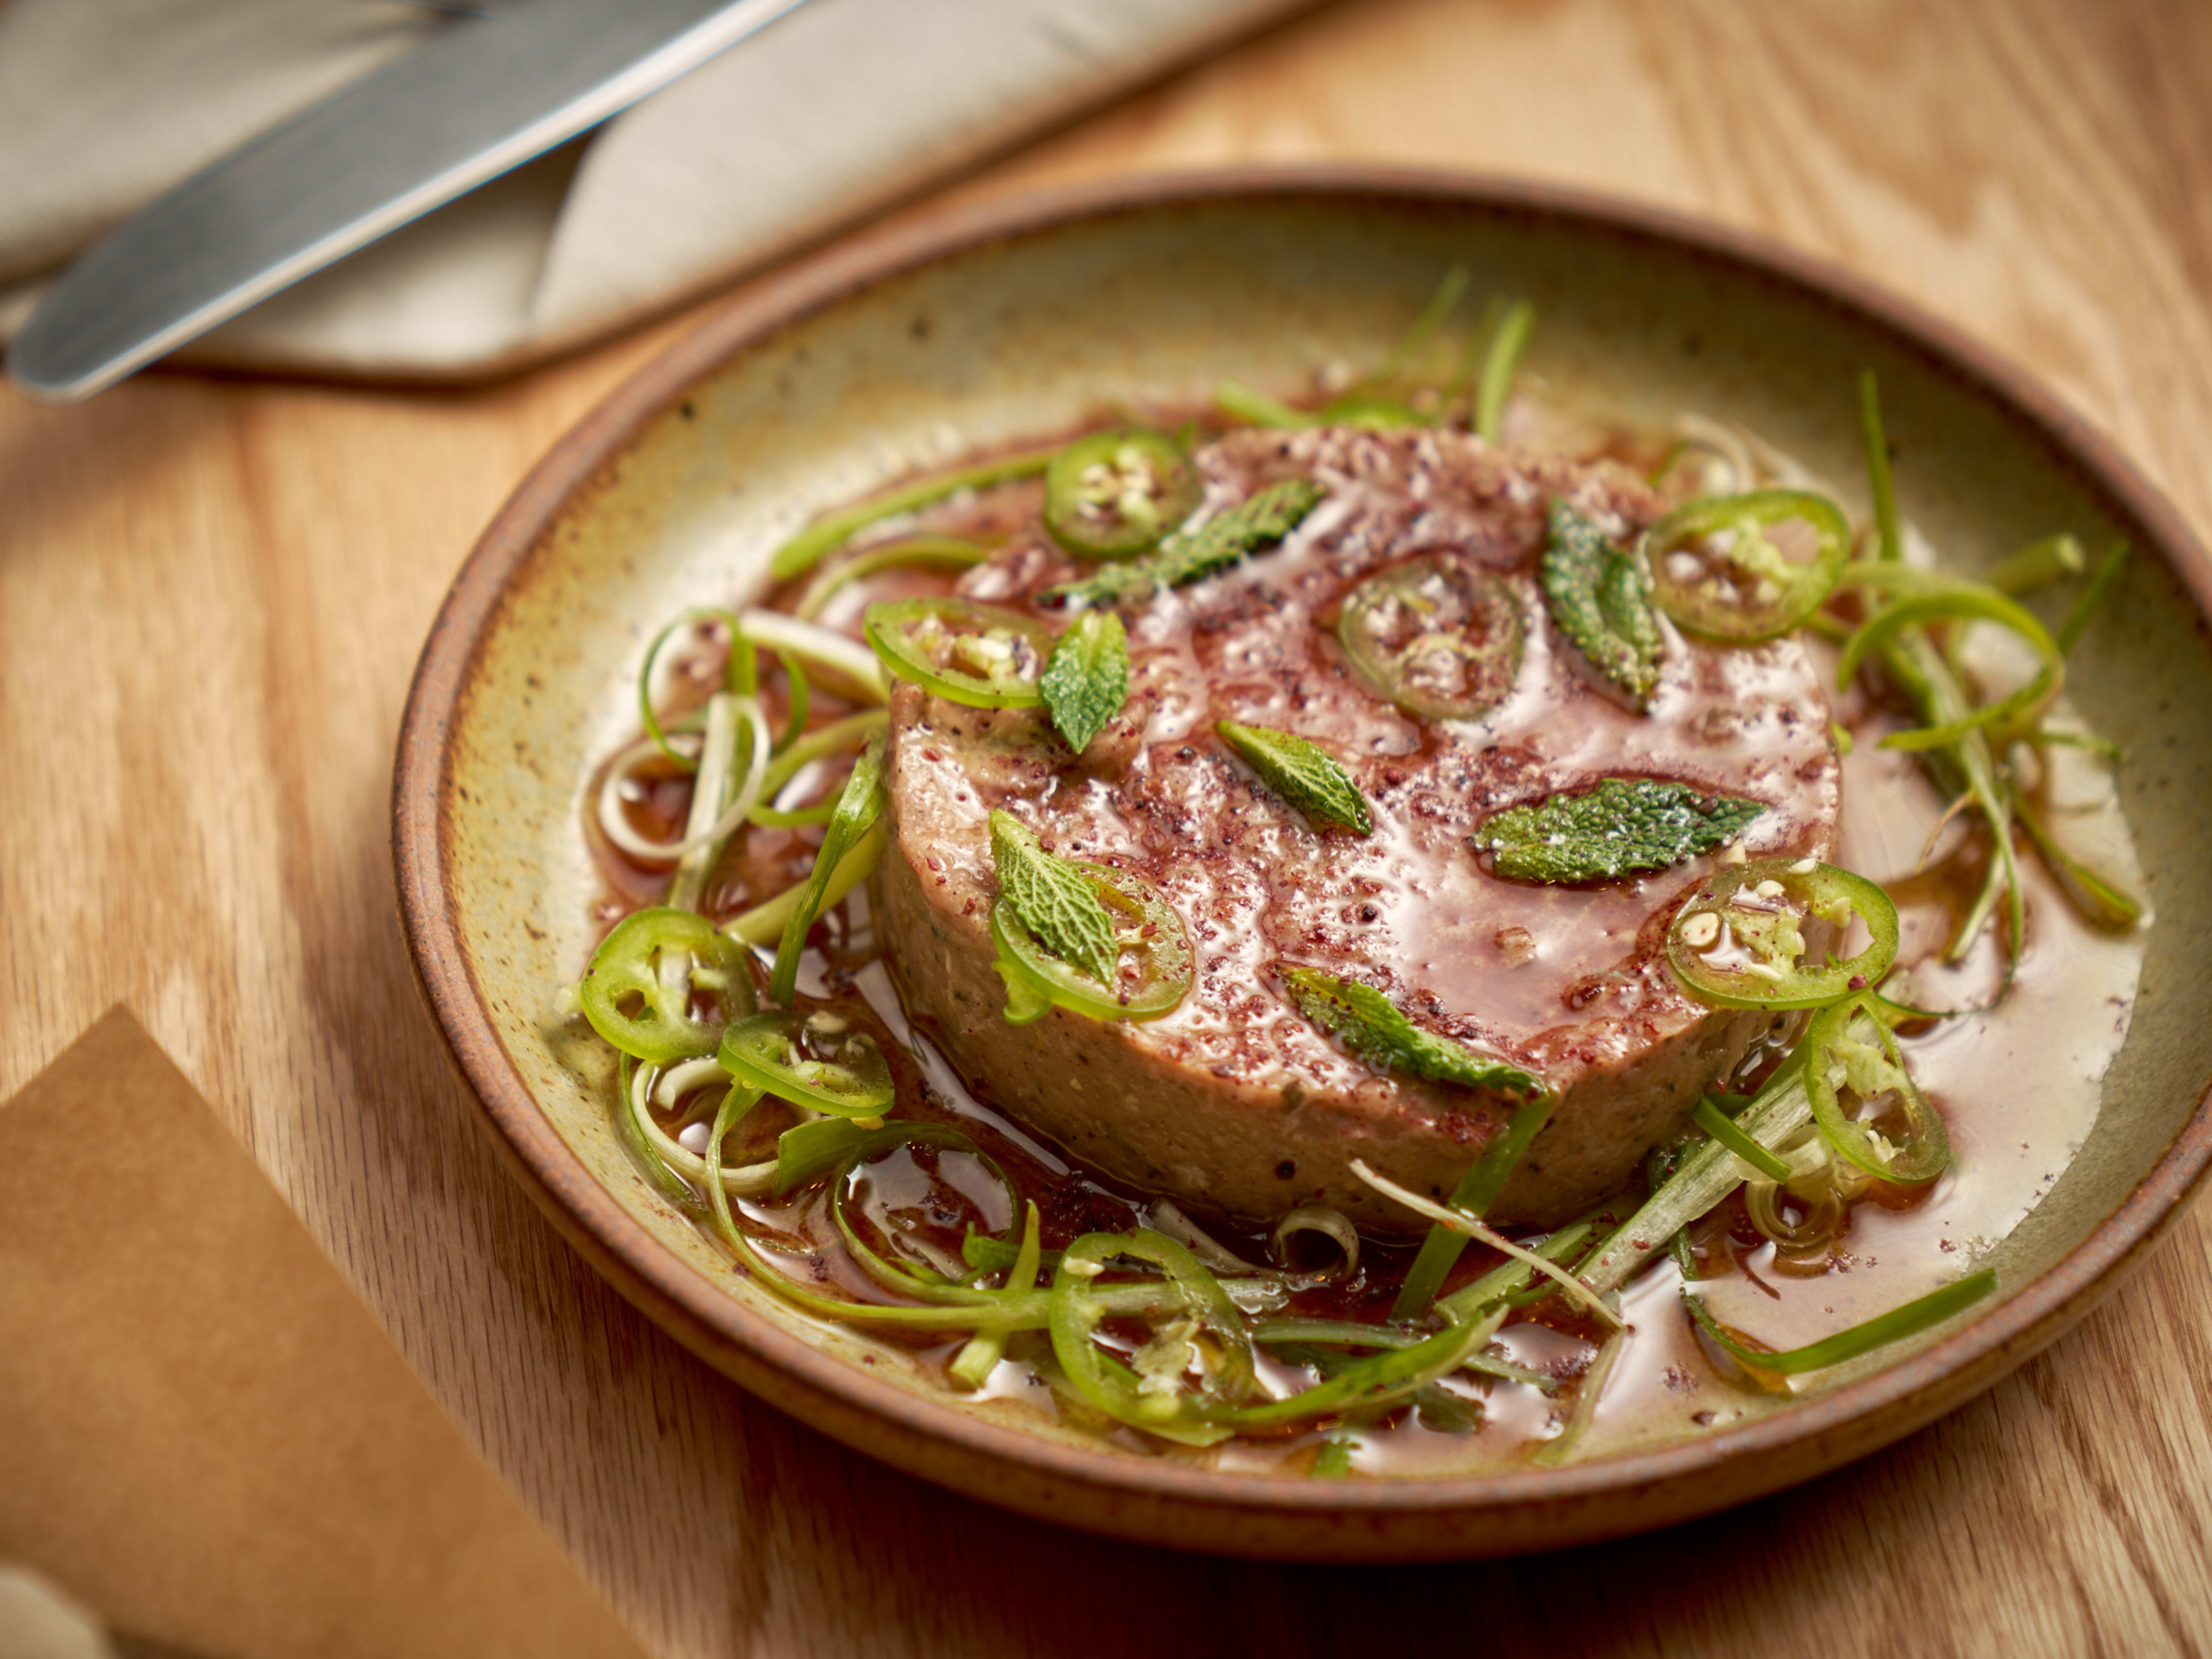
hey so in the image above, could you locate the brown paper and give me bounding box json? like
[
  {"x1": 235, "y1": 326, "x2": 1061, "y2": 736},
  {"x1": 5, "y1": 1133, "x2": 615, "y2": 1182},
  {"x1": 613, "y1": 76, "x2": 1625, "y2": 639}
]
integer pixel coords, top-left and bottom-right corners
[{"x1": 0, "y1": 1008, "x2": 649, "y2": 1659}]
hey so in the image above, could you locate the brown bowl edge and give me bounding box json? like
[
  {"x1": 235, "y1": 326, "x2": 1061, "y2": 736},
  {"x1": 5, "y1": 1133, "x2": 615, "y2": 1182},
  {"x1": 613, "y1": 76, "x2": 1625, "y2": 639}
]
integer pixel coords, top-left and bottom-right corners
[{"x1": 391, "y1": 165, "x2": 2212, "y2": 1560}]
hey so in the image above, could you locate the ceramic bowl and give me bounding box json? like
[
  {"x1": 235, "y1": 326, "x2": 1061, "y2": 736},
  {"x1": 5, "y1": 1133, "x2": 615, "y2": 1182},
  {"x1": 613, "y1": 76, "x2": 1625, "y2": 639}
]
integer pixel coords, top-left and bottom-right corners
[{"x1": 393, "y1": 170, "x2": 2212, "y2": 1559}]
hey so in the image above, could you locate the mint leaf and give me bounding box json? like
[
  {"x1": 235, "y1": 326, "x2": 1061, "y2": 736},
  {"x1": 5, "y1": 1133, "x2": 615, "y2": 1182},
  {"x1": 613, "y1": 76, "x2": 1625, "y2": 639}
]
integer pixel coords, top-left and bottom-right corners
[
  {"x1": 1214, "y1": 720, "x2": 1372, "y2": 834},
  {"x1": 1277, "y1": 965, "x2": 1544, "y2": 1097},
  {"x1": 1047, "y1": 478, "x2": 1326, "y2": 605},
  {"x1": 988, "y1": 810, "x2": 1116, "y2": 979},
  {"x1": 1039, "y1": 610, "x2": 1129, "y2": 753},
  {"x1": 1541, "y1": 498, "x2": 1662, "y2": 709},
  {"x1": 1472, "y1": 777, "x2": 1765, "y2": 884}
]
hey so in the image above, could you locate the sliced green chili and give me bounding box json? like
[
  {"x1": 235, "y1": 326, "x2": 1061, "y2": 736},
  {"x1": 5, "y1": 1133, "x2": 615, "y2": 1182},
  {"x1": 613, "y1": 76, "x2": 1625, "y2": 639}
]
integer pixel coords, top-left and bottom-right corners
[
  {"x1": 1645, "y1": 489, "x2": 1851, "y2": 642},
  {"x1": 579, "y1": 907, "x2": 755, "y2": 1064},
  {"x1": 718, "y1": 1011, "x2": 895, "y2": 1120},
  {"x1": 1048, "y1": 1230, "x2": 1251, "y2": 1446},
  {"x1": 1802, "y1": 997, "x2": 1950, "y2": 1184},
  {"x1": 990, "y1": 862, "x2": 1194, "y2": 1024},
  {"x1": 831, "y1": 1131, "x2": 1022, "y2": 1301},
  {"x1": 1665, "y1": 857, "x2": 1899, "y2": 1011},
  {"x1": 1337, "y1": 553, "x2": 1525, "y2": 721},
  {"x1": 1044, "y1": 430, "x2": 1202, "y2": 559},
  {"x1": 863, "y1": 596, "x2": 1055, "y2": 709}
]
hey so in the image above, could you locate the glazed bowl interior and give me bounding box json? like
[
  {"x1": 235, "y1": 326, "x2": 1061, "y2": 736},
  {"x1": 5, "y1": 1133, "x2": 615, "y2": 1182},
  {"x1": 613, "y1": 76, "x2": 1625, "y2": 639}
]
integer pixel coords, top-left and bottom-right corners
[{"x1": 411, "y1": 176, "x2": 2212, "y2": 1552}]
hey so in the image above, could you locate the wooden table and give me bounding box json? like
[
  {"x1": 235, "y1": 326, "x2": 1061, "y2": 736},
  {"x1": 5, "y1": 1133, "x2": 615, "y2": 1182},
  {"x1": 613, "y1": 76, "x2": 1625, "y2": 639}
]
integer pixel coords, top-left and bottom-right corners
[{"x1": 6, "y1": 0, "x2": 2209, "y2": 1651}]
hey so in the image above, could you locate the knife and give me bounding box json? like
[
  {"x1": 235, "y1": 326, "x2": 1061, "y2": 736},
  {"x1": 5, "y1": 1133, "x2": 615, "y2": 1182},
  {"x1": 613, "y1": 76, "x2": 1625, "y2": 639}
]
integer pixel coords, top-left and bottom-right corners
[{"x1": 5, "y1": 0, "x2": 813, "y2": 403}]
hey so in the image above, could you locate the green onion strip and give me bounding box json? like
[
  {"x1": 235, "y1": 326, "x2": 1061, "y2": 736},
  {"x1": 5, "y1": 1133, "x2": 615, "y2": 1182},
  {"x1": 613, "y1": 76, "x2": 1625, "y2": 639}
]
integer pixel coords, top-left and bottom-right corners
[
  {"x1": 630, "y1": 1058, "x2": 778, "y2": 1197},
  {"x1": 1576, "y1": 1056, "x2": 1813, "y2": 1299},
  {"x1": 1373, "y1": 264, "x2": 1472, "y2": 389},
  {"x1": 1473, "y1": 299, "x2": 1536, "y2": 444},
  {"x1": 1352, "y1": 1159, "x2": 1624, "y2": 1330},
  {"x1": 638, "y1": 607, "x2": 746, "y2": 770},
  {"x1": 1846, "y1": 374, "x2": 2022, "y2": 965},
  {"x1": 596, "y1": 692, "x2": 772, "y2": 872},
  {"x1": 1219, "y1": 1307, "x2": 1510, "y2": 1432},
  {"x1": 722, "y1": 821, "x2": 888, "y2": 949},
  {"x1": 735, "y1": 608, "x2": 889, "y2": 704},
  {"x1": 1684, "y1": 1268, "x2": 1998, "y2": 1377},
  {"x1": 612, "y1": 1054, "x2": 709, "y2": 1216},
  {"x1": 1391, "y1": 1095, "x2": 1554, "y2": 1320},
  {"x1": 1835, "y1": 577, "x2": 2063, "y2": 753},
  {"x1": 1434, "y1": 1221, "x2": 1597, "y2": 1326},
  {"x1": 949, "y1": 1200, "x2": 1044, "y2": 1389},
  {"x1": 767, "y1": 735, "x2": 887, "y2": 1005},
  {"x1": 2058, "y1": 542, "x2": 2130, "y2": 654},
  {"x1": 1529, "y1": 1327, "x2": 1625, "y2": 1468},
  {"x1": 768, "y1": 446, "x2": 1055, "y2": 581},
  {"x1": 747, "y1": 708, "x2": 889, "y2": 831},
  {"x1": 793, "y1": 536, "x2": 993, "y2": 622},
  {"x1": 1692, "y1": 1095, "x2": 1794, "y2": 1183}
]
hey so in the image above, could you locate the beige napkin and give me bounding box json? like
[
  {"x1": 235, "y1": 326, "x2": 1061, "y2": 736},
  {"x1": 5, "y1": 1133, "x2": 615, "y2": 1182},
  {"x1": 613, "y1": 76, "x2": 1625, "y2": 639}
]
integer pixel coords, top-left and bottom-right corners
[
  {"x1": 0, "y1": 1008, "x2": 647, "y2": 1659},
  {"x1": 0, "y1": 0, "x2": 1309, "y2": 380}
]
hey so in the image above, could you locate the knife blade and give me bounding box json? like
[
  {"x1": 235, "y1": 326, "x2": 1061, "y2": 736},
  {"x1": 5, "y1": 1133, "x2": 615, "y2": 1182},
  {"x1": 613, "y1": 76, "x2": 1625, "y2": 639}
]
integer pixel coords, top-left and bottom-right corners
[{"x1": 5, "y1": 0, "x2": 813, "y2": 403}]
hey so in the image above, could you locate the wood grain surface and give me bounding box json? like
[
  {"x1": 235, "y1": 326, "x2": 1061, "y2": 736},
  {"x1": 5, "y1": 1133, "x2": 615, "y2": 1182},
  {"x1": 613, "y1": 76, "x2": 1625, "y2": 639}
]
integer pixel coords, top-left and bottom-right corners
[{"x1": 5, "y1": 0, "x2": 2209, "y2": 1652}]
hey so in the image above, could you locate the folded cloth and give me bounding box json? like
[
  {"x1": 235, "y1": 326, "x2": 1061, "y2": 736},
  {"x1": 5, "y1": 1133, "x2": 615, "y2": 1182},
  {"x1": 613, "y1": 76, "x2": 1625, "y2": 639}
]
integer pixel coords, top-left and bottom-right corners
[{"x1": 0, "y1": 0, "x2": 1310, "y2": 381}]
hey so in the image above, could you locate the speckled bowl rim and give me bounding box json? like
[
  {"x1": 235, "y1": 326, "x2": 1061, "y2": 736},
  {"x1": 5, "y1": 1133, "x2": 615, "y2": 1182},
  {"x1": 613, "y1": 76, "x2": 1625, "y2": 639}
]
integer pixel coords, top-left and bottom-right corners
[{"x1": 393, "y1": 167, "x2": 2212, "y2": 1559}]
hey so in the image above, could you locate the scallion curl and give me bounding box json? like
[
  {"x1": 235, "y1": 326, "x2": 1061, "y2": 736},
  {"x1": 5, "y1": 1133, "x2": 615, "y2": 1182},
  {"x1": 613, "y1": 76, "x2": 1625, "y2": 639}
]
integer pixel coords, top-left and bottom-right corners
[
  {"x1": 1684, "y1": 1268, "x2": 1998, "y2": 1378},
  {"x1": 1270, "y1": 1207, "x2": 1361, "y2": 1282},
  {"x1": 637, "y1": 607, "x2": 746, "y2": 771},
  {"x1": 768, "y1": 446, "x2": 1055, "y2": 581},
  {"x1": 767, "y1": 734, "x2": 886, "y2": 1005},
  {"x1": 794, "y1": 535, "x2": 993, "y2": 623},
  {"x1": 1835, "y1": 580, "x2": 2063, "y2": 753},
  {"x1": 595, "y1": 693, "x2": 772, "y2": 866},
  {"x1": 1473, "y1": 298, "x2": 1535, "y2": 444},
  {"x1": 735, "y1": 608, "x2": 890, "y2": 703},
  {"x1": 1353, "y1": 1159, "x2": 1623, "y2": 1330}
]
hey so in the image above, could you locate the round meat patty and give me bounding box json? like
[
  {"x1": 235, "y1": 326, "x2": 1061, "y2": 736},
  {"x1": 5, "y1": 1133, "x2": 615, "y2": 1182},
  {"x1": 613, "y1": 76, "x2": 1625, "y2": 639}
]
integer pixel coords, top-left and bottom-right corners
[{"x1": 870, "y1": 426, "x2": 1842, "y2": 1236}]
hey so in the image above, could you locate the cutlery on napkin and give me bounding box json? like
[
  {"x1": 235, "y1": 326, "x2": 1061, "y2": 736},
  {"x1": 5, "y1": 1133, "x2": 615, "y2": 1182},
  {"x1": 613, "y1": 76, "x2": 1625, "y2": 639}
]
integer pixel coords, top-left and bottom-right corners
[{"x1": 0, "y1": 0, "x2": 1314, "y2": 385}]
